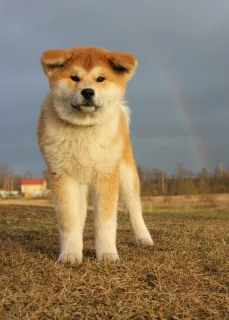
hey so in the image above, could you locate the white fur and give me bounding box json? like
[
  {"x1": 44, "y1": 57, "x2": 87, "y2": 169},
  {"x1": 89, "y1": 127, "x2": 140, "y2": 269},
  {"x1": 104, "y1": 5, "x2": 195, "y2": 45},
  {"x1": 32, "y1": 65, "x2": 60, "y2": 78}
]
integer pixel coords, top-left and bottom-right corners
[
  {"x1": 121, "y1": 100, "x2": 131, "y2": 126},
  {"x1": 94, "y1": 213, "x2": 119, "y2": 261},
  {"x1": 54, "y1": 177, "x2": 88, "y2": 264},
  {"x1": 42, "y1": 93, "x2": 124, "y2": 262},
  {"x1": 50, "y1": 66, "x2": 124, "y2": 127},
  {"x1": 42, "y1": 93, "x2": 123, "y2": 180},
  {"x1": 41, "y1": 93, "x2": 153, "y2": 263},
  {"x1": 39, "y1": 58, "x2": 153, "y2": 263},
  {"x1": 94, "y1": 193, "x2": 119, "y2": 261},
  {"x1": 120, "y1": 164, "x2": 154, "y2": 246}
]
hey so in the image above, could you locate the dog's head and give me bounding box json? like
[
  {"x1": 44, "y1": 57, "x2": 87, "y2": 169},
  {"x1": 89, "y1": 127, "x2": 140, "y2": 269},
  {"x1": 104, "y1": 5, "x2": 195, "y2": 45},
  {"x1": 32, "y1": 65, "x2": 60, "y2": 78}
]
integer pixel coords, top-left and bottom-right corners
[{"x1": 40, "y1": 46, "x2": 138, "y2": 126}]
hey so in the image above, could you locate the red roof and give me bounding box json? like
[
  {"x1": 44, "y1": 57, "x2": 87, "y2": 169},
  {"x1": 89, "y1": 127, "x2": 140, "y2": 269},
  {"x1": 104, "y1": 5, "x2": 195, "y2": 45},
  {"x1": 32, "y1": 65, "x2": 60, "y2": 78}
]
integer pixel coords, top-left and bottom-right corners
[{"x1": 21, "y1": 179, "x2": 44, "y2": 185}]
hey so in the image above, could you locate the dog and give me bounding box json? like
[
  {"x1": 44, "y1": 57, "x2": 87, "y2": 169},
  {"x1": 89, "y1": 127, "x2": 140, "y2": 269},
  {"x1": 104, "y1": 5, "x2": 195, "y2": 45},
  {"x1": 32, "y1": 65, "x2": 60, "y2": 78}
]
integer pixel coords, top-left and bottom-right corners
[{"x1": 37, "y1": 46, "x2": 153, "y2": 263}]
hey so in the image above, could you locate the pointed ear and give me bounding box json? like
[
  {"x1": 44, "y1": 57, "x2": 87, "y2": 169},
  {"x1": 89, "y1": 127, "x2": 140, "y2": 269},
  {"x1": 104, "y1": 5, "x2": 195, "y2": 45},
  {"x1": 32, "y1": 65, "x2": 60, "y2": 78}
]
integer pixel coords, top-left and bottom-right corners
[
  {"x1": 107, "y1": 51, "x2": 138, "y2": 80},
  {"x1": 40, "y1": 49, "x2": 72, "y2": 77}
]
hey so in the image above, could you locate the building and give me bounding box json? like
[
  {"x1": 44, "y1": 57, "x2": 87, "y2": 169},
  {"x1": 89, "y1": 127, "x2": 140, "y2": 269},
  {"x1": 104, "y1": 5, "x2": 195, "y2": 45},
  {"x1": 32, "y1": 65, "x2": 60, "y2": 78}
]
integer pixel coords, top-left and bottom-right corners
[
  {"x1": 0, "y1": 188, "x2": 9, "y2": 198},
  {"x1": 0, "y1": 188, "x2": 19, "y2": 198},
  {"x1": 21, "y1": 179, "x2": 47, "y2": 197}
]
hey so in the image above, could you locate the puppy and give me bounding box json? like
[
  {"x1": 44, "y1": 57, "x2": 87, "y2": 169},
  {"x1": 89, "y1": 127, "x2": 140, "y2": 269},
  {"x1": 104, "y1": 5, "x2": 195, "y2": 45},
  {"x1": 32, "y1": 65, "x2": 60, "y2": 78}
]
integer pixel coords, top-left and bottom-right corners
[{"x1": 37, "y1": 46, "x2": 153, "y2": 263}]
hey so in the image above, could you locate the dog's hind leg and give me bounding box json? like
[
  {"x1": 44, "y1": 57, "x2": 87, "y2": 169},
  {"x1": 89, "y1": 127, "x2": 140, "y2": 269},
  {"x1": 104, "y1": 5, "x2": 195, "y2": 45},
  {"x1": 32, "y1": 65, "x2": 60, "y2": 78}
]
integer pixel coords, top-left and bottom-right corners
[{"x1": 119, "y1": 153, "x2": 154, "y2": 246}]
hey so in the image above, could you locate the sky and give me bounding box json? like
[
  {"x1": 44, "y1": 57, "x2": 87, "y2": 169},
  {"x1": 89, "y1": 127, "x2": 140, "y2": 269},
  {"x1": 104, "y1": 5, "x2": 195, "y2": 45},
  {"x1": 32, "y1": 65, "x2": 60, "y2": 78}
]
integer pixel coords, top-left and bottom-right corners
[{"x1": 0, "y1": 0, "x2": 229, "y2": 175}]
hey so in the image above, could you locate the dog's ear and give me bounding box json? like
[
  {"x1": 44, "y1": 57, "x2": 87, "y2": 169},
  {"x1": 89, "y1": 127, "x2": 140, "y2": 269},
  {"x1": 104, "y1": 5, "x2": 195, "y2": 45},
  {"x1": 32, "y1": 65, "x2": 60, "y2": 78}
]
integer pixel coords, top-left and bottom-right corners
[
  {"x1": 107, "y1": 51, "x2": 138, "y2": 81},
  {"x1": 40, "y1": 49, "x2": 72, "y2": 77}
]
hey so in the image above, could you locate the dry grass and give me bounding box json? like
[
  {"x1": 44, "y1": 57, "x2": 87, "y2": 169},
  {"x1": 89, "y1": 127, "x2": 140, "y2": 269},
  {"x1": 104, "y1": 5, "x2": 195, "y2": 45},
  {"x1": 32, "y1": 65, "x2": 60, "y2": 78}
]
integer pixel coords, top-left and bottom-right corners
[
  {"x1": 0, "y1": 199, "x2": 52, "y2": 207},
  {"x1": 0, "y1": 204, "x2": 229, "y2": 320},
  {"x1": 2, "y1": 193, "x2": 229, "y2": 210}
]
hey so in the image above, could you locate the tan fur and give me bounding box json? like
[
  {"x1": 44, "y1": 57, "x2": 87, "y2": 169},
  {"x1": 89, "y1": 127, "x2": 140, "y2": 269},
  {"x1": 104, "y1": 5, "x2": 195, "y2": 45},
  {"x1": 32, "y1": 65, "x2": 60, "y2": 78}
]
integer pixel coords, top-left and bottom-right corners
[
  {"x1": 37, "y1": 46, "x2": 153, "y2": 263},
  {"x1": 92, "y1": 166, "x2": 119, "y2": 221}
]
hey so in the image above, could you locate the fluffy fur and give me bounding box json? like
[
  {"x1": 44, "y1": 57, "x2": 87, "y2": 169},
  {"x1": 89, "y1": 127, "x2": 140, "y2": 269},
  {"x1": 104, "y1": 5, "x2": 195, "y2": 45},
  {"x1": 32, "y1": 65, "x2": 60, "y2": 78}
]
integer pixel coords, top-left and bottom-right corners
[{"x1": 37, "y1": 46, "x2": 153, "y2": 263}]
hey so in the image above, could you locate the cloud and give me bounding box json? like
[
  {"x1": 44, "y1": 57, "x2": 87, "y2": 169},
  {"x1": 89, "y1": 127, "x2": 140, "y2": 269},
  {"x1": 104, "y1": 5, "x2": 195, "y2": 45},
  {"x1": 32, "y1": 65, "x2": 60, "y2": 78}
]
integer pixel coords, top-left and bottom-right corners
[{"x1": 0, "y1": 0, "x2": 228, "y2": 174}]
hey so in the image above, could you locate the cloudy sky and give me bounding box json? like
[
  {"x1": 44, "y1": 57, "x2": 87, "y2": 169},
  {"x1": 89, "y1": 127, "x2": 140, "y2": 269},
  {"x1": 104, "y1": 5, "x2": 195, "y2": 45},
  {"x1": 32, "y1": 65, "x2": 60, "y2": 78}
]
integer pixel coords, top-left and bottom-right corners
[{"x1": 0, "y1": 0, "x2": 228, "y2": 175}]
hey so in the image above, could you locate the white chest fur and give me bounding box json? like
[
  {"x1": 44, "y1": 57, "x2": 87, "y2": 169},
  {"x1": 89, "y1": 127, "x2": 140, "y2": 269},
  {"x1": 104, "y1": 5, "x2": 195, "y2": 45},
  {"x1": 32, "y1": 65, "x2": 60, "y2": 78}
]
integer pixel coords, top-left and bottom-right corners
[{"x1": 43, "y1": 114, "x2": 123, "y2": 183}]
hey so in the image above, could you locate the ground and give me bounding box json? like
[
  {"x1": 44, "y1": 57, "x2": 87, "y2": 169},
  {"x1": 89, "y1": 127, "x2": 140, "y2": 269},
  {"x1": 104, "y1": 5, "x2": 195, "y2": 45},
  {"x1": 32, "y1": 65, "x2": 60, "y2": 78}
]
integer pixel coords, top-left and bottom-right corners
[{"x1": 0, "y1": 202, "x2": 228, "y2": 319}]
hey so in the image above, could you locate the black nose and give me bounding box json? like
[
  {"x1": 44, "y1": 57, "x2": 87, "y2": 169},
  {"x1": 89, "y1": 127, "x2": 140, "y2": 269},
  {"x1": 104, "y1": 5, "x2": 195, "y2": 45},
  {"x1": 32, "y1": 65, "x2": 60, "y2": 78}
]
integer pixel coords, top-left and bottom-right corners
[{"x1": 81, "y1": 88, "x2": 95, "y2": 100}]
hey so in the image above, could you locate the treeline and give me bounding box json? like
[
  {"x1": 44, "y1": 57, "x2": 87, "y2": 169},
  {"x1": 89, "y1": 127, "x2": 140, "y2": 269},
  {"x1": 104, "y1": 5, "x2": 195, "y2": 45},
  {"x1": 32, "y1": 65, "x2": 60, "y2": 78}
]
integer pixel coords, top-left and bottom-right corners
[
  {"x1": 138, "y1": 162, "x2": 229, "y2": 196},
  {"x1": 1, "y1": 162, "x2": 229, "y2": 196},
  {"x1": 0, "y1": 164, "x2": 36, "y2": 192}
]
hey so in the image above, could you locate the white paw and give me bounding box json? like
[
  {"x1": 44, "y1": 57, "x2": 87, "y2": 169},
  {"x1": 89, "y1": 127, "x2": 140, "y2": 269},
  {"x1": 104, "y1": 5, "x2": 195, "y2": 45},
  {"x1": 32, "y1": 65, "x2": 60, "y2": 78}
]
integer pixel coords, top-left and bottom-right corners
[
  {"x1": 98, "y1": 252, "x2": 120, "y2": 262},
  {"x1": 136, "y1": 237, "x2": 154, "y2": 247},
  {"x1": 57, "y1": 252, "x2": 82, "y2": 264}
]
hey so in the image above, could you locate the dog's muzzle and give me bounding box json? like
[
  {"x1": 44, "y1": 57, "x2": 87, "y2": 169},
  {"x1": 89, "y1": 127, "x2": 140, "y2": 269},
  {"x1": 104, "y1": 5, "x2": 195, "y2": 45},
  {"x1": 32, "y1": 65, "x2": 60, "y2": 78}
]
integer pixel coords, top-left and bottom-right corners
[{"x1": 71, "y1": 101, "x2": 98, "y2": 113}]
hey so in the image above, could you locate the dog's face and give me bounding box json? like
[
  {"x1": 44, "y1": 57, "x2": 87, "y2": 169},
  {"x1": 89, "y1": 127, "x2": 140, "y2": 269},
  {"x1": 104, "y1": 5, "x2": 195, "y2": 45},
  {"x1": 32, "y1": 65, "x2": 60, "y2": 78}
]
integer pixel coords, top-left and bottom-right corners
[{"x1": 41, "y1": 46, "x2": 138, "y2": 126}]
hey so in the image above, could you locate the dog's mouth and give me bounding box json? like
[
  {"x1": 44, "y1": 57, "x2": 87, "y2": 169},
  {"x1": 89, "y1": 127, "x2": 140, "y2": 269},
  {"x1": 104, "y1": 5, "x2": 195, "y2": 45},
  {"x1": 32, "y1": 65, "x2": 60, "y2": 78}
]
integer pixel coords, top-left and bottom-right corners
[{"x1": 71, "y1": 102, "x2": 100, "y2": 113}]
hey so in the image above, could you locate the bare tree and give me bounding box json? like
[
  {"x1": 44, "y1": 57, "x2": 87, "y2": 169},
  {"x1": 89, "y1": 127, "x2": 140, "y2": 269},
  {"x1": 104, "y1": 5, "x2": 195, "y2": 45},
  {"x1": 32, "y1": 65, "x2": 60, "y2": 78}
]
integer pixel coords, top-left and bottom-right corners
[
  {"x1": 0, "y1": 163, "x2": 11, "y2": 190},
  {"x1": 11, "y1": 174, "x2": 22, "y2": 192},
  {"x1": 215, "y1": 161, "x2": 224, "y2": 178},
  {"x1": 42, "y1": 168, "x2": 51, "y2": 189},
  {"x1": 198, "y1": 167, "x2": 210, "y2": 194}
]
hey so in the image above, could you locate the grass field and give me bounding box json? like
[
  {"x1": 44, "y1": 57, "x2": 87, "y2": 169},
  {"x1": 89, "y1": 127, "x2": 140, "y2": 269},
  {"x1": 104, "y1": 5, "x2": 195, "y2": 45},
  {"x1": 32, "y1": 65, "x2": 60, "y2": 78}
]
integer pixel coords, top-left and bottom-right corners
[{"x1": 0, "y1": 203, "x2": 229, "y2": 319}]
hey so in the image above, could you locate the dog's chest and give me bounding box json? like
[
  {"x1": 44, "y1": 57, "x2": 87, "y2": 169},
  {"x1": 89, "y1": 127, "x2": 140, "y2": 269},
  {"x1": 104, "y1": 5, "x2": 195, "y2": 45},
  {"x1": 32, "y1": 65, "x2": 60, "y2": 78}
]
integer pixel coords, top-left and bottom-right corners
[{"x1": 44, "y1": 122, "x2": 122, "y2": 182}]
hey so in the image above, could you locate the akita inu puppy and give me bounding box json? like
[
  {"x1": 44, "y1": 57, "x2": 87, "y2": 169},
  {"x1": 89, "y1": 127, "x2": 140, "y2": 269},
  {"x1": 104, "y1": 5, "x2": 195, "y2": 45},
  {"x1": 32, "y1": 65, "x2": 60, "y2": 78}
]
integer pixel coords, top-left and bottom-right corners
[{"x1": 37, "y1": 46, "x2": 153, "y2": 263}]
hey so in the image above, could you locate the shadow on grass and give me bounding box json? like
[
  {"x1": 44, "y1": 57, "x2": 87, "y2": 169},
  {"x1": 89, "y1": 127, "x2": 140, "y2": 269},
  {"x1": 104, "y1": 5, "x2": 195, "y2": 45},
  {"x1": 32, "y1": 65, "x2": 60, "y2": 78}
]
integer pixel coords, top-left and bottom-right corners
[
  {"x1": 0, "y1": 228, "x2": 59, "y2": 259},
  {"x1": 0, "y1": 224, "x2": 116, "y2": 261},
  {"x1": 0, "y1": 224, "x2": 142, "y2": 262}
]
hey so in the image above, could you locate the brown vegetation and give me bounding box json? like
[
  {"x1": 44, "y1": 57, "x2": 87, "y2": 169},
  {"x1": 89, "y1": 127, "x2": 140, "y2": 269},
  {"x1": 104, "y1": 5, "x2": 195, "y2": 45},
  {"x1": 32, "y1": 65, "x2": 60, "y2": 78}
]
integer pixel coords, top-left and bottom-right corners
[
  {"x1": 0, "y1": 204, "x2": 229, "y2": 319},
  {"x1": 1, "y1": 161, "x2": 229, "y2": 199},
  {"x1": 138, "y1": 162, "x2": 229, "y2": 197}
]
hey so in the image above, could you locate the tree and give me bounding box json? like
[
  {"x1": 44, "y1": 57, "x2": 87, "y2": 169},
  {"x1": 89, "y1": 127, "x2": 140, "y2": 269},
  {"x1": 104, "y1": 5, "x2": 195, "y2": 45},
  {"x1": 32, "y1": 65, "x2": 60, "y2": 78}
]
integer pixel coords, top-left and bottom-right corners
[
  {"x1": 178, "y1": 179, "x2": 197, "y2": 198},
  {"x1": 214, "y1": 161, "x2": 227, "y2": 193},
  {"x1": 168, "y1": 175, "x2": 178, "y2": 195},
  {"x1": 176, "y1": 163, "x2": 194, "y2": 195},
  {"x1": 0, "y1": 163, "x2": 11, "y2": 190},
  {"x1": 42, "y1": 168, "x2": 51, "y2": 189},
  {"x1": 137, "y1": 165, "x2": 144, "y2": 181},
  {"x1": 215, "y1": 161, "x2": 224, "y2": 178},
  {"x1": 11, "y1": 175, "x2": 22, "y2": 192},
  {"x1": 176, "y1": 163, "x2": 194, "y2": 179},
  {"x1": 198, "y1": 167, "x2": 210, "y2": 194},
  {"x1": 151, "y1": 168, "x2": 165, "y2": 195}
]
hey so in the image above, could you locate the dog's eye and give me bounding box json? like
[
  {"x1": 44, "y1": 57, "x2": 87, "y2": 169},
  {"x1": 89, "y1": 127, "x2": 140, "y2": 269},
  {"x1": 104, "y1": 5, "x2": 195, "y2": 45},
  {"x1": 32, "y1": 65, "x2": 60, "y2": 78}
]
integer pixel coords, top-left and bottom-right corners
[
  {"x1": 70, "y1": 75, "x2": 80, "y2": 82},
  {"x1": 96, "y1": 76, "x2": 105, "y2": 82}
]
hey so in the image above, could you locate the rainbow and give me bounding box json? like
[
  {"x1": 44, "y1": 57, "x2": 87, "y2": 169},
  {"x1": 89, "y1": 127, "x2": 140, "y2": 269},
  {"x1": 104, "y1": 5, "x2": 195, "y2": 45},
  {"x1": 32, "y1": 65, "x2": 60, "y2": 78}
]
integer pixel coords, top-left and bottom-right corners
[
  {"x1": 129, "y1": 13, "x2": 208, "y2": 172},
  {"x1": 140, "y1": 44, "x2": 206, "y2": 172}
]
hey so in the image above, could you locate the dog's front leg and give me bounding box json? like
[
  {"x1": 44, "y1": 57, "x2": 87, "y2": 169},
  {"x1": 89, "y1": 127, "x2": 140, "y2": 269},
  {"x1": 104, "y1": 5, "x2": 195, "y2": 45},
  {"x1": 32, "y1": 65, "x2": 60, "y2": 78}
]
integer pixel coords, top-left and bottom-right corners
[
  {"x1": 93, "y1": 168, "x2": 119, "y2": 261},
  {"x1": 51, "y1": 174, "x2": 88, "y2": 264}
]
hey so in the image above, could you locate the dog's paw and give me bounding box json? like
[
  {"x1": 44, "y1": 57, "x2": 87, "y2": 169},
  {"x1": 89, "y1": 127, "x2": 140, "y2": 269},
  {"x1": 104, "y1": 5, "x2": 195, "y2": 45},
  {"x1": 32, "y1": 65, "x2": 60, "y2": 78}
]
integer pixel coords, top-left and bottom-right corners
[
  {"x1": 57, "y1": 252, "x2": 82, "y2": 264},
  {"x1": 98, "y1": 252, "x2": 120, "y2": 262},
  {"x1": 136, "y1": 237, "x2": 154, "y2": 247}
]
